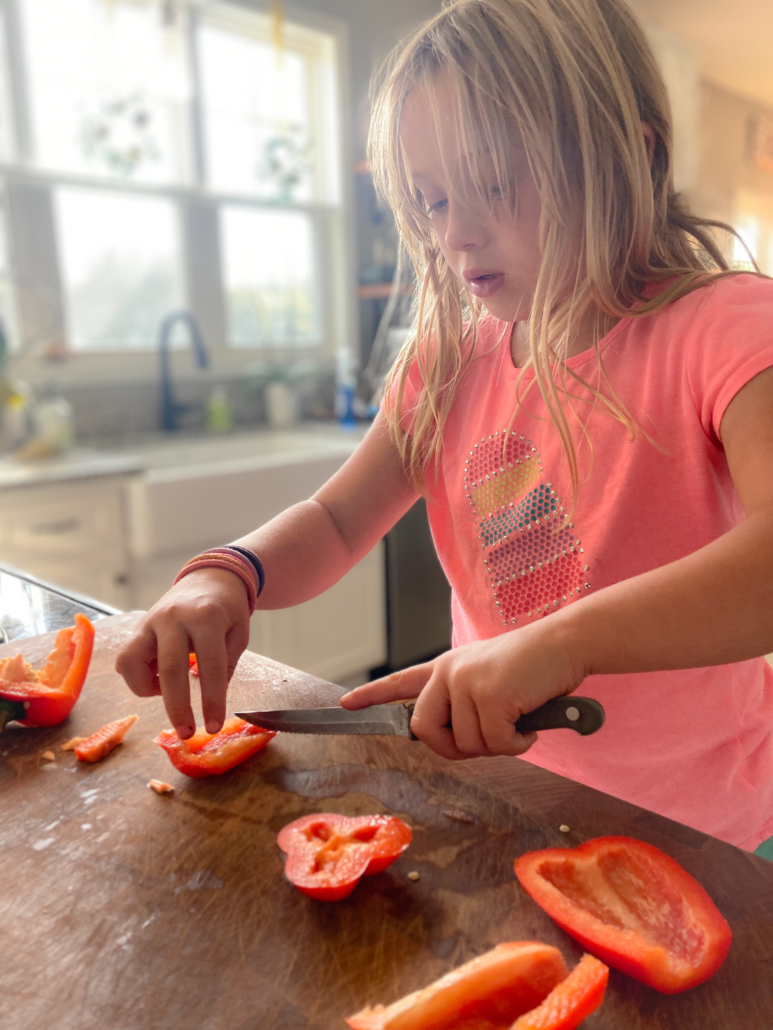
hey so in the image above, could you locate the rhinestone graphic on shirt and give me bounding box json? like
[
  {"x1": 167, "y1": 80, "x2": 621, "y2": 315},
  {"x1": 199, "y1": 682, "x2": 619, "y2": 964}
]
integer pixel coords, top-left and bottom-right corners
[{"x1": 464, "y1": 431, "x2": 590, "y2": 626}]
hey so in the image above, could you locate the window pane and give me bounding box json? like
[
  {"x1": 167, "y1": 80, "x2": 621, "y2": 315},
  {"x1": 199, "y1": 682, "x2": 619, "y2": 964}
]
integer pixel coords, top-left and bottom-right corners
[
  {"x1": 198, "y1": 18, "x2": 313, "y2": 200},
  {"x1": 20, "y1": 0, "x2": 191, "y2": 183},
  {"x1": 221, "y1": 206, "x2": 319, "y2": 346},
  {"x1": 733, "y1": 217, "x2": 760, "y2": 271},
  {"x1": 55, "y1": 188, "x2": 184, "y2": 350}
]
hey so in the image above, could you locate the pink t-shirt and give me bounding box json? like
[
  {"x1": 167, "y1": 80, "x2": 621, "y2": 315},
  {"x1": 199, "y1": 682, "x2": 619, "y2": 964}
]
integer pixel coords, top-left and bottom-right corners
[{"x1": 400, "y1": 273, "x2": 773, "y2": 850}]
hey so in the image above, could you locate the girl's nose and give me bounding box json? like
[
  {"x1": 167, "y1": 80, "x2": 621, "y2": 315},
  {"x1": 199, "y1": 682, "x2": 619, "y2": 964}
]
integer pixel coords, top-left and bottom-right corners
[{"x1": 443, "y1": 198, "x2": 488, "y2": 252}]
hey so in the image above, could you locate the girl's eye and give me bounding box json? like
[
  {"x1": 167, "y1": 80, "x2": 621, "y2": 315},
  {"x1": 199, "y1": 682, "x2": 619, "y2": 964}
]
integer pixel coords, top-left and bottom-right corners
[{"x1": 427, "y1": 198, "x2": 447, "y2": 215}]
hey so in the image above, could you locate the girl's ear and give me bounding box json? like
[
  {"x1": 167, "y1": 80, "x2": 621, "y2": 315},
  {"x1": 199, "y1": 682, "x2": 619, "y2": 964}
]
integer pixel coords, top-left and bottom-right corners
[{"x1": 641, "y1": 121, "x2": 656, "y2": 167}]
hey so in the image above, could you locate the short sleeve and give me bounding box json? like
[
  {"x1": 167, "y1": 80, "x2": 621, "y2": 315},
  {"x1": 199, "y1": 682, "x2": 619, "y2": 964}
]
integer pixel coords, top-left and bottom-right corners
[{"x1": 684, "y1": 274, "x2": 773, "y2": 442}]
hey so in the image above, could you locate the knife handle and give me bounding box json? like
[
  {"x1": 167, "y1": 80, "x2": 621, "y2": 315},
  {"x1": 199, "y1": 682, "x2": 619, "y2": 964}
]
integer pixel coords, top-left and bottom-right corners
[{"x1": 404, "y1": 695, "x2": 604, "y2": 740}]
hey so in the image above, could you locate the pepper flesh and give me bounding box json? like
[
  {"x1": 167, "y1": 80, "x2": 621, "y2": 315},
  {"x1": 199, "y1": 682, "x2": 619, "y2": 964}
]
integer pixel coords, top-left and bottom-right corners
[
  {"x1": 278, "y1": 813, "x2": 412, "y2": 901},
  {"x1": 510, "y1": 953, "x2": 608, "y2": 1030},
  {"x1": 153, "y1": 716, "x2": 276, "y2": 778},
  {"x1": 514, "y1": 836, "x2": 732, "y2": 994},
  {"x1": 346, "y1": 942, "x2": 569, "y2": 1030},
  {"x1": 75, "y1": 714, "x2": 138, "y2": 763},
  {"x1": 0, "y1": 613, "x2": 95, "y2": 728}
]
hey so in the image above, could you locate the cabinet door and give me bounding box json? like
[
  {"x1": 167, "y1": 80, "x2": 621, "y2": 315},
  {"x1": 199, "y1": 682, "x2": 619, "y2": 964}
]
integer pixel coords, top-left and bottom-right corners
[
  {"x1": 0, "y1": 478, "x2": 132, "y2": 609},
  {"x1": 247, "y1": 545, "x2": 386, "y2": 682}
]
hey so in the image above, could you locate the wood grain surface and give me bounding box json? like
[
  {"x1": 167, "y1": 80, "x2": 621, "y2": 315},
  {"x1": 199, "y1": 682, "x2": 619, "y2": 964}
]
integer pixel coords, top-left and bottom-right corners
[{"x1": 1, "y1": 612, "x2": 771, "y2": 1030}]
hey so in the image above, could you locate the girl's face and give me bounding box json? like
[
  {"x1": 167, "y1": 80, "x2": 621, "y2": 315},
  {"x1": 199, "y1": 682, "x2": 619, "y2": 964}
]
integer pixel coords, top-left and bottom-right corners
[{"x1": 401, "y1": 82, "x2": 543, "y2": 324}]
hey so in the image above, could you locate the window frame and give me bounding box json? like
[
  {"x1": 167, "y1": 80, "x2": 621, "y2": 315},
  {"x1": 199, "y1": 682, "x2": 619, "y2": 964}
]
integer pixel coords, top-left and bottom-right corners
[{"x1": 0, "y1": 0, "x2": 356, "y2": 387}]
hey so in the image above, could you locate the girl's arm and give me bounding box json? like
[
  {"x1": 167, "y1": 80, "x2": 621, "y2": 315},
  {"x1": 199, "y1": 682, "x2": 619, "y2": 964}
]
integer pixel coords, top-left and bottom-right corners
[
  {"x1": 342, "y1": 367, "x2": 773, "y2": 760},
  {"x1": 116, "y1": 413, "x2": 419, "y2": 738}
]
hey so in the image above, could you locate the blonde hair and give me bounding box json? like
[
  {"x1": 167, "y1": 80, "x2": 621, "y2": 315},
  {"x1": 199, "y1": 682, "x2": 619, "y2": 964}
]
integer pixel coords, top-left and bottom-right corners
[{"x1": 371, "y1": 0, "x2": 748, "y2": 497}]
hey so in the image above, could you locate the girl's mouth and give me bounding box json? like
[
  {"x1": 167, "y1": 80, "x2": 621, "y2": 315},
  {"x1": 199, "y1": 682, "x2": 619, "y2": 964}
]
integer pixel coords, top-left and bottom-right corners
[{"x1": 464, "y1": 271, "x2": 505, "y2": 298}]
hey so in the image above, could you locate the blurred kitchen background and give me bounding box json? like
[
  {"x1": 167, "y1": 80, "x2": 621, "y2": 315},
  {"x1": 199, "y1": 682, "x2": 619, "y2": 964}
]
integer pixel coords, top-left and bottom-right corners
[{"x1": 0, "y1": 0, "x2": 771, "y2": 686}]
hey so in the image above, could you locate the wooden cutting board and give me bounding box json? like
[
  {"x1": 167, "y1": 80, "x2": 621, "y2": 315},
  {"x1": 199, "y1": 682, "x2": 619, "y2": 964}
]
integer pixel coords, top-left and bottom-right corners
[{"x1": 1, "y1": 612, "x2": 771, "y2": 1030}]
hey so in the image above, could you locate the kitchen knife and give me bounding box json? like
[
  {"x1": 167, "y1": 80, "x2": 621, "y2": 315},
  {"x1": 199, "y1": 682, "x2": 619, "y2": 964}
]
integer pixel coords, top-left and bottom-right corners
[{"x1": 236, "y1": 695, "x2": 604, "y2": 738}]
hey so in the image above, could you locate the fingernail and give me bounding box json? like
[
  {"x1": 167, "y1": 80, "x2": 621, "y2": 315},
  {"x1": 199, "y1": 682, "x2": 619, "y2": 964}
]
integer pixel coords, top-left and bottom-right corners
[{"x1": 205, "y1": 720, "x2": 221, "y2": 734}]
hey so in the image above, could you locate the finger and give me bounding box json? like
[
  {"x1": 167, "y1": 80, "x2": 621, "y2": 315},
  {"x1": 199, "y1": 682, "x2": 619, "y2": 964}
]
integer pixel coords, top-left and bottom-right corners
[
  {"x1": 339, "y1": 662, "x2": 435, "y2": 709},
  {"x1": 116, "y1": 627, "x2": 161, "y2": 698},
  {"x1": 409, "y1": 673, "x2": 470, "y2": 761},
  {"x1": 155, "y1": 624, "x2": 196, "y2": 739},
  {"x1": 446, "y1": 690, "x2": 491, "y2": 757},
  {"x1": 478, "y1": 704, "x2": 540, "y2": 756},
  {"x1": 225, "y1": 619, "x2": 250, "y2": 682},
  {"x1": 190, "y1": 626, "x2": 230, "y2": 735}
]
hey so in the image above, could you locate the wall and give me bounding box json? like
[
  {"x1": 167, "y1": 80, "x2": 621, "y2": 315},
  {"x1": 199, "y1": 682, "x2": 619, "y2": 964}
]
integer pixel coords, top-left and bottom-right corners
[
  {"x1": 283, "y1": 0, "x2": 442, "y2": 160},
  {"x1": 693, "y1": 82, "x2": 773, "y2": 234}
]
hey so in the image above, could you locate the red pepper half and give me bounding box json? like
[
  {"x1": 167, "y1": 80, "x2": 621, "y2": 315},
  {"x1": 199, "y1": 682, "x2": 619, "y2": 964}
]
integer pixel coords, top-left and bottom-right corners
[
  {"x1": 0, "y1": 613, "x2": 95, "y2": 729},
  {"x1": 153, "y1": 716, "x2": 276, "y2": 778},
  {"x1": 514, "y1": 836, "x2": 732, "y2": 994},
  {"x1": 511, "y1": 953, "x2": 609, "y2": 1030},
  {"x1": 278, "y1": 812, "x2": 412, "y2": 901},
  {"x1": 345, "y1": 941, "x2": 569, "y2": 1030}
]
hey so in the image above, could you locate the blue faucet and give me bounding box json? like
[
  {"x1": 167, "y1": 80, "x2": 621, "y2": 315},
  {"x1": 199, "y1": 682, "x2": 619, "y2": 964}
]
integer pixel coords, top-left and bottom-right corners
[{"x1": 158, "y1": 310, "x2": 209, "y2": 432}]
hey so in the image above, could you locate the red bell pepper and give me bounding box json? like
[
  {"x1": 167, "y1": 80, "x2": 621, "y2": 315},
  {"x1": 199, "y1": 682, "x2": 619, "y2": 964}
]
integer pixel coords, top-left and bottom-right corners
[
  {"x1": 510, "y1": 953, "x2": 609, "y2": 1030},
  {"x1": 0, "y1": 613, "x2": 95, "y2": 729},
  {"x1": 153, "y1": 716, "x2": 276, "y2": 778},
  {"x1": 345, "y1": 941, "x2": 569, "y2": 1030},
  {"x1": 189, "y1": 653, "x2": 199, "y2": 677},
  {"x1": 514, "y1": 836, "x2": 732, "y2": 994},
  {"x1": 278, "y1": 812, "x2": 412, "y2": 901},
  {"x1": 75, "y1": 713, "x2": 138, "y2": 763}
]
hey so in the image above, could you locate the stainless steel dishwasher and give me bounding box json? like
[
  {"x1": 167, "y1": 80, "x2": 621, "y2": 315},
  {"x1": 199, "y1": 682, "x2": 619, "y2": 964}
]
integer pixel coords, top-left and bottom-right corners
[{"x1": 380, "y1": 498, "x2": 452, "y2": 672}]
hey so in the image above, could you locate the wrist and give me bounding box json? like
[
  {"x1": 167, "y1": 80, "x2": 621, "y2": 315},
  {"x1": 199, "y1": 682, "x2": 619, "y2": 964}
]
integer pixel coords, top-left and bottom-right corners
[
  {"x1": 520, "y1": 606, "x2": 591, "y2": 689},
  {"x1": 174, "y1": 545, "x2": 264, "y2": 613}
]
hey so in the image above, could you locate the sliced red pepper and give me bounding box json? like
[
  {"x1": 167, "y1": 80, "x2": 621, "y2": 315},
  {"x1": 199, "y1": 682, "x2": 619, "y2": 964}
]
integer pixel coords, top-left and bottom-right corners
[
  {"x1": 153, "y1": 716, "x2": 276, "y2": 778},
  {"x1": 0, "y1": 613, "x2": 95, "y2": 729},
  {"x1": 345, "y1": 941, "x2": 569, "y2": 1030},
  {"x1": 514, "y1": 836, "x2": 732, "y2": 994},
  {"x1": 510, "y1": 953, "x2": 608, "y2": 1030},
  {"x1": 278, "y1": 812, "x2": 412, "y2": 901},
  {"x1": 189, "y1": 653, "x2": 199, "y2": 677},
  {"x1": 75, "y1": 714, "x2": 139, "y2": 763}
]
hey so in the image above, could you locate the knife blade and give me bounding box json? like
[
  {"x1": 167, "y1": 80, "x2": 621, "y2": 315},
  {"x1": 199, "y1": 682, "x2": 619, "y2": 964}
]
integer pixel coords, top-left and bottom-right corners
[{"x1": 236, "y1": 695, "x2": 605, "y2": 738}]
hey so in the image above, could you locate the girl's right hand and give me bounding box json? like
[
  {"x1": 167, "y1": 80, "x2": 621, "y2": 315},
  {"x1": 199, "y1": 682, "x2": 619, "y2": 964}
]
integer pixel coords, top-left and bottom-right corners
[{"x1": 115, "y1": 567, "x2": 252, "y2": 739}]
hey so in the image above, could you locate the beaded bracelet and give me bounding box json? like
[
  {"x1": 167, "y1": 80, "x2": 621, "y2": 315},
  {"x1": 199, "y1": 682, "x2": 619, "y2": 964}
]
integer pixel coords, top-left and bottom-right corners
[{"x1": 173, "y1": 545, "x2": 264, "y2": 614}]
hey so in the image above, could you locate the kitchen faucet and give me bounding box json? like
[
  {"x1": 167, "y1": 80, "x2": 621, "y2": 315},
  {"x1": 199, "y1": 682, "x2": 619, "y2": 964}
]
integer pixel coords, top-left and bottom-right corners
[{"x1": 157, "y1": 310, "x2": 209, "y2": 432}]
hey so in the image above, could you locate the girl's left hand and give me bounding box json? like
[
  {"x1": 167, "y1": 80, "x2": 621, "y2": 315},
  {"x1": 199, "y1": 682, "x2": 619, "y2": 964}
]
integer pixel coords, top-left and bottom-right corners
[{"x1": 339, "y1": 622, "x2": 584, "y2": 760}]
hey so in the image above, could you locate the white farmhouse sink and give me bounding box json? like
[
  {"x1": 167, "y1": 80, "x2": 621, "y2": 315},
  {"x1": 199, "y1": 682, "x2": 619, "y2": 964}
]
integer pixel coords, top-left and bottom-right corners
[
  {"x1": 114, "y1": 425, "x2": 365, "y2": 559},
  {"x1": 127, "y1": 428, "x2": 358, "y2": 473}
]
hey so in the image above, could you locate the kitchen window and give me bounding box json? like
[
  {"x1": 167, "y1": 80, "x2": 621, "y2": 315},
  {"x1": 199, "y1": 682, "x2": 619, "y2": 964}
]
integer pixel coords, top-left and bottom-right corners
[{"x1": 0, "y1": 0, "x2": 350, "y2": 377}]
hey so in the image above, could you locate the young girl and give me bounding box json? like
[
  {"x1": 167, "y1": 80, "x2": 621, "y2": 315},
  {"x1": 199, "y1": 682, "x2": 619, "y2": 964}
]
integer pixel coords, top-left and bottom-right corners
[{"x1": 117, "y1": 0, "x2": 773, "y2": 857}]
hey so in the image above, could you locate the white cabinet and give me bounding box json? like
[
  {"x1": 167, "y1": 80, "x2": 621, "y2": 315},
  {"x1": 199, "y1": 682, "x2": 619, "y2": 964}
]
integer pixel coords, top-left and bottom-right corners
[
  {"x1": 0, "y1": 431, "x2": 388, "y2": 682},
  {"x1": 247, "y1": 546, "x2": 385, "y2": 682},
  {"x1": 0, "y1": 476, "x2": 134, "y2": 610},
  {"x1": 131, "y1": 542, "x2": 386, "y2": 684}
]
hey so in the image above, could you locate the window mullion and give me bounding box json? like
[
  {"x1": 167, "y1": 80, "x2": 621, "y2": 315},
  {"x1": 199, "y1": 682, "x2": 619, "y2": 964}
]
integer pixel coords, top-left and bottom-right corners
[
  {"x1": 186, "y1": 5, "x2": 207, "y2": 188},
  {"x1": 181, "y1": 195, "x2": 227, "y2": 367},
  {"x1": 5, "y1": 178, "x2": 65, "y2": 356},
  {"x1": 3, "y1": 0, "x2": 33, "y2": 164}
]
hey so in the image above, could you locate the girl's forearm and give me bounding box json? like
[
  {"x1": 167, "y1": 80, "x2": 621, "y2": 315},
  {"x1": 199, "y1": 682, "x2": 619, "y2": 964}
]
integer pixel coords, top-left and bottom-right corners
[
  {"x1": 555, "y1": 509, "x2": 773, "y2": 678},
  {"x1": 232, "y1": 499, "x2": 359, "y2": 610}
]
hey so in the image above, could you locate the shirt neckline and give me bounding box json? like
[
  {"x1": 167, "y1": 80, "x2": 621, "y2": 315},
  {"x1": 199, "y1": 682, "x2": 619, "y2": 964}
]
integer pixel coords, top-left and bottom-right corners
[{"x1": 495, "y1": 277, "x2": 682, "y2": 379}]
